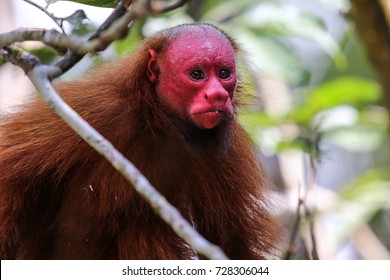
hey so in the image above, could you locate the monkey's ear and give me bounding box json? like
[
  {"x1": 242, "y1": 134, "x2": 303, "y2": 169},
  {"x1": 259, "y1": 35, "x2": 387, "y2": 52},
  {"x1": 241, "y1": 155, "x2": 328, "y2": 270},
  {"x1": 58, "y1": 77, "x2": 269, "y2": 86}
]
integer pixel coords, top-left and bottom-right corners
[{"x1": 147, "y1": 49, "x2": 160, "y2": 83}]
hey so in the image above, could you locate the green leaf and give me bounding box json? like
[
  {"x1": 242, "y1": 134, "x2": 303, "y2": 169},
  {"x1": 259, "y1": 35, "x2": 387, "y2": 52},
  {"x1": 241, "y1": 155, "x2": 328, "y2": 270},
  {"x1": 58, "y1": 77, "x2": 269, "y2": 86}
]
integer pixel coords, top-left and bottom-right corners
[
  {"x1": 340, "y1": 169, "x2": 390, "y2": 199},
  {"x1": 292, "y1": 76, "x2": 381, "y2": 122},
  {"x1": 29, "y1": 47, "x2": 58, "y2": 64},
  {"x1": 310, "y1": 77, "x2": 381, "y2": 106},
  {"x1": 47, "y1": 0, "x2": 118, "y2": 8},
  {"x1": 276, "y1": 140, "x2": 311, "y2": 153},
  {"x1": 71, "y1": 23, "x2": 97, "y2": 36},
  {"x1": 239, "y1": 111, "x2": 280, "y2": 128},
  {"x1": 61, "y1": 10, "x2": 88, "y2": 29}
]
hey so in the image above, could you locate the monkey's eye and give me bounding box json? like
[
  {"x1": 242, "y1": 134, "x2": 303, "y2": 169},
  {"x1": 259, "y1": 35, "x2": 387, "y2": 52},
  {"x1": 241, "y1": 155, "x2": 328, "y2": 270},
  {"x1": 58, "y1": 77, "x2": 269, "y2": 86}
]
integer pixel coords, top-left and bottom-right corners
[
  {"x1": 219, "y1": 69, "x2": 231, "y2": 79},
  {"x1": 189, "y1": 69, "x2": 206, "y2": 80}
]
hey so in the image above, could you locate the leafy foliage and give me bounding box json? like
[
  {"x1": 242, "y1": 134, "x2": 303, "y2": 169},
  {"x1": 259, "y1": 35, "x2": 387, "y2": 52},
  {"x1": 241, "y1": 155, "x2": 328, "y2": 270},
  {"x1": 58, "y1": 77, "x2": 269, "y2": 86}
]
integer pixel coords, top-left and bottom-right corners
[{"x1": 46, "y1": 0, "x2": 118, "y2": 8}]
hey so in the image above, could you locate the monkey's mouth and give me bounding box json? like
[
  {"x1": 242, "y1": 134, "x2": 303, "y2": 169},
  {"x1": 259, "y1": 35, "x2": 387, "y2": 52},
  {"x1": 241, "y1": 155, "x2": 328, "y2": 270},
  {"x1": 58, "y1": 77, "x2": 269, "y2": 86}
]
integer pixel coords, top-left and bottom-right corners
[
  {"x1": 194, "y1": 108, "x2": 231, "y2": 116},
  {"x1": 191, "y1": 108, "x2": 232, "y2": 129},
  {"x1": 194, "y1": 110, "x2": 229, "y2": 120},
  {"x1": 210, "y1": 109, "x2": 225, "y2": 114}
]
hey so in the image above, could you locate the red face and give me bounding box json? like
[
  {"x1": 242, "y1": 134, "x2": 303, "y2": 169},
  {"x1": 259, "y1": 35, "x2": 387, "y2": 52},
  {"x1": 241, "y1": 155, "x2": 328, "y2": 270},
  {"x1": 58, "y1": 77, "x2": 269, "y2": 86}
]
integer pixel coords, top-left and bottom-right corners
[{"x1": 147, "y1": 30, "x2": 236, "y2": 129}]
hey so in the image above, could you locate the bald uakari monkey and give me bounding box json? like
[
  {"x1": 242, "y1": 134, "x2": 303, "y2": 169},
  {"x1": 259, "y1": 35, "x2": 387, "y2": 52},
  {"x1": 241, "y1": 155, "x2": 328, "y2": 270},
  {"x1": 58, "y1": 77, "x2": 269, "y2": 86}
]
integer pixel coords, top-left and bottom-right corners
[{"x1": 0, "y1": 23, "x2": 281, "y2": 259}]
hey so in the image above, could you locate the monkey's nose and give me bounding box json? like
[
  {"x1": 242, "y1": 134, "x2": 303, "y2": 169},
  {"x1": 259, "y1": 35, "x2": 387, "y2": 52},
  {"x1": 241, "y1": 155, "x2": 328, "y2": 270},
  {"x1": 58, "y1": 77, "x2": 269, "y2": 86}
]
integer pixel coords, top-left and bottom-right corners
[{"x1": 204, "y1": 84, "x2": 229, "y2": 104}]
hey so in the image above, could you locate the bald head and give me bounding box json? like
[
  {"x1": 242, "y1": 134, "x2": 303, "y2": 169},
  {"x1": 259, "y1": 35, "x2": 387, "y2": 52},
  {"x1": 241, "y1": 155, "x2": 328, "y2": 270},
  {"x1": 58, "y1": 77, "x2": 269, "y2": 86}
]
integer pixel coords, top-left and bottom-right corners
[{"x1": 162, "y1": 24, "x2": 235, "y2": 70}]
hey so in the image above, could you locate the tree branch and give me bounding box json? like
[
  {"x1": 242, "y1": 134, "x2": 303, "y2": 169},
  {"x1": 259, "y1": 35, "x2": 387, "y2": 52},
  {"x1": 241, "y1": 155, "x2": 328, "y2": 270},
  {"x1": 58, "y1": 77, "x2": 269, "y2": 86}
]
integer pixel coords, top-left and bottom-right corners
[
  {"x1": 349, "y1": 0, "x2": 390, "y2": 116},
  {"x1": 0, "y1": 28, "x2": 93, "y2": 54},
  {"x1": 283, "y1": 154, "x2": 320, "y2": 260},
  {"x1": 55, "y1": 0, "x2": 131, "y2": 73},
  {"x1": 22, "y1": 0, "x2": 66, "y2": 33}
]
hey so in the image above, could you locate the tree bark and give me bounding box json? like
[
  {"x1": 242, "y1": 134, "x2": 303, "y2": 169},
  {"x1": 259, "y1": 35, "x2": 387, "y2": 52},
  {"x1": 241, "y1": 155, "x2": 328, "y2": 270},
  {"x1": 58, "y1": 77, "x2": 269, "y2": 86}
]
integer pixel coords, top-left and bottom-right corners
[{"x1": 349, "y1": 0, "x2": 390, "y2": 115}]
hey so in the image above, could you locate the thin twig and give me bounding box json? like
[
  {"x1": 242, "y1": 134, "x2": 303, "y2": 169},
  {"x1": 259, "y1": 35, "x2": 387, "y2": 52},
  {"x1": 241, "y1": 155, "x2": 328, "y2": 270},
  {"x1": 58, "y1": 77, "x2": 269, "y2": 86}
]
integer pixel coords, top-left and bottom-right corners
[
  {"x1": 304, "y1": 203, "x2": 319, "y2": 260},
  {"x1": 55, "y1": 0, "x2": 130, "y2": 73},
  {"x1": 305, "y1": 157, "x2": 319, "y2": 260},
  {"x1": 22, "y1": 0, "x2": 66, "y2": 33},
  {"x1": 283, "y1": 198, "x2": 304, "y2": 260},
  {"x1": 55, "y1": 0, "x2": 188, "y2": 74},
  {"x1": 284, "y1": 144, "x2": 320, "y2": 260}
]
